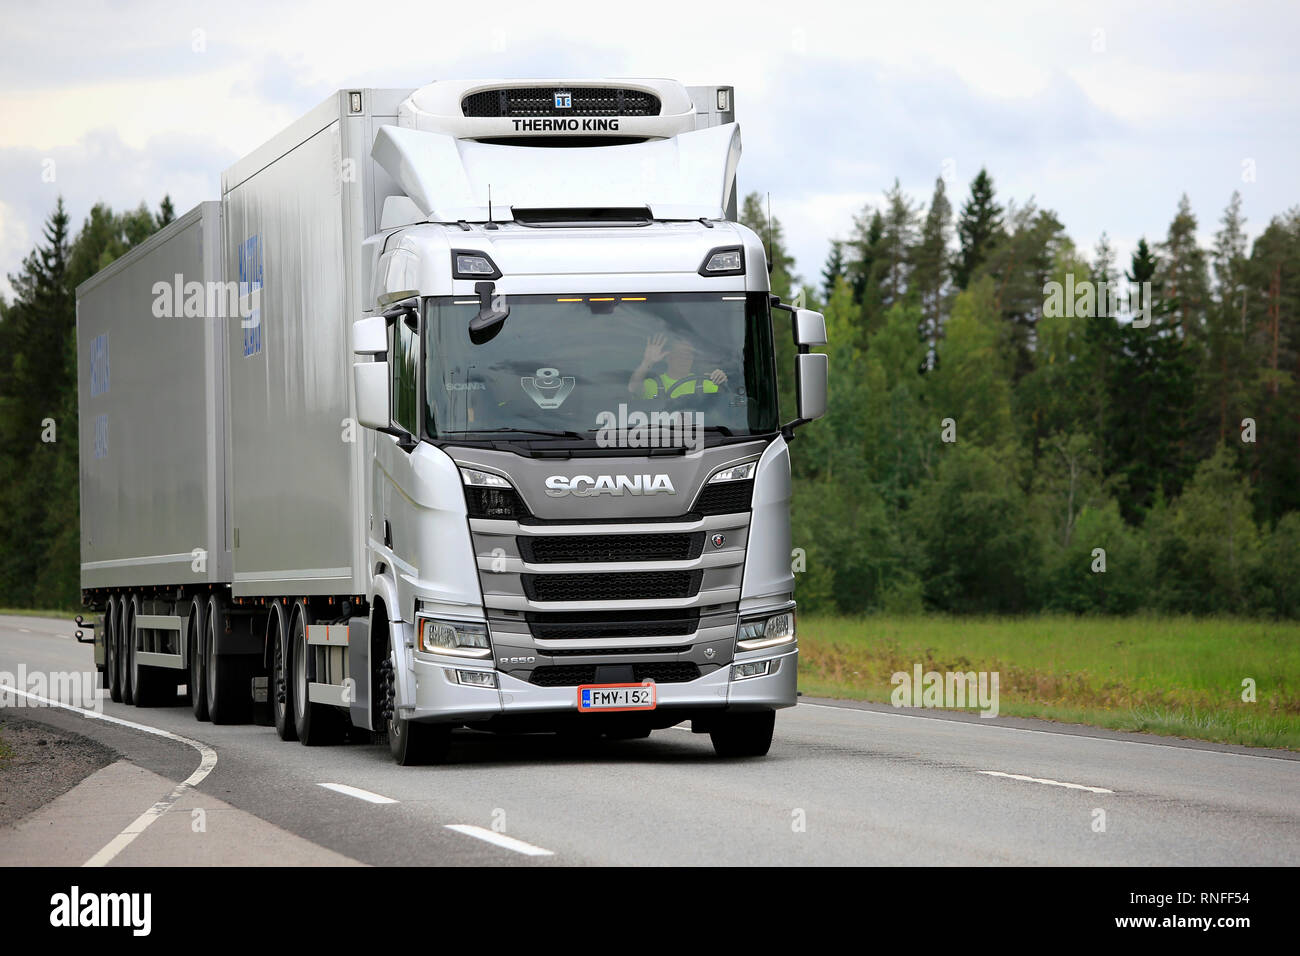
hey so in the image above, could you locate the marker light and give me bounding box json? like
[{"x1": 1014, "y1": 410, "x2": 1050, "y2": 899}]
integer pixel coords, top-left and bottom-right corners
[
  {"x1": 451, "y1": 250, "x2": 502, "y2": 279},
  {"x1": 699, "y1": 246, "x2": 745, "y2": 276}
]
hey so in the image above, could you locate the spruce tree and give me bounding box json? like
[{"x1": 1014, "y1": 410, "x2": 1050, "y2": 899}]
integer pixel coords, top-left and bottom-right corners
[{"x1": 953, "y1": 167, "x2": 1003, "y2": 288}]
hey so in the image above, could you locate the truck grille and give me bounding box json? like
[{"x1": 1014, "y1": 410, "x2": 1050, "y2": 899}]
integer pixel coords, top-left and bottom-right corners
[
  {"x1": 519, "y1": 532, "x2": 704, "y2": 564},
  {"x1": 526, "y1": 609, "x2": 700, "y2": 640},
  {"x1": 523, "y1": 570, "x2": 702, "y2": 602},
  {"x1": 528, "y1": 662, "x2": 700, "y2": 686},
  {"x1": 462, "y1": 87, "x2": 662, "y2": 118}
]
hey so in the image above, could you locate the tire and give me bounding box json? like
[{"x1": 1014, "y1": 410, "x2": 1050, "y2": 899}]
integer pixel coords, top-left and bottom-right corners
[
  {"x1": 189, "y1": 596, "x2": 209, "y2": 721},
  {"x1": 291, "y1": 603, "x2": 341, "y2": 745},
  {"x1": 269, "y1": 603, "x2": 296, "y2": 741},
  {"x1": 205, "y1": 595, "x2": 250, "y2": 725},
  {"x1": 120, "y1": 596, "x2": 134, "y2": 705},
  {"x1": 105, "y1": 598, "x2": 122, "y2": 704},
  {"x1": 382, "y1": 620, "x2": 449, "y2": 766},
  {"x1": 709, "y1": 710, "x2": 776, "y2": 758}
]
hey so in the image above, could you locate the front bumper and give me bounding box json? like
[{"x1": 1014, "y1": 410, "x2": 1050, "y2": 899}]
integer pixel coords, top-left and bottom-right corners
[{"x1": 402, "y1": 643, "x2": 798, "y2": 724}]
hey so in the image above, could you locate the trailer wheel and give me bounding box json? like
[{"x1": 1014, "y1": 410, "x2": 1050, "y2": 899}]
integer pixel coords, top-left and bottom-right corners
[
  {"x1": 383, "y1": 625, "x2": 450, "y2": 766},
  {"x1": 269, "y1": 602, "x2": 297, "y2": 741},
  {"x1": 205, "y1": 595, "x2": 250, "y2": 724},
  {"x1": 105, "y1": 597, "x2": 122, "y2": 704},
  {"x1": 709, "y1": 710, "x2": 775, "y2": 758},
  {"x1": 120, "y1": 596, "x2": 135, "y2": 704},
  {"x1": 291, "y1": 603, "x2": 342, "y2": 745},
  {"x1": 189, "y1": 596, "x2": 209, "y2": 721}
]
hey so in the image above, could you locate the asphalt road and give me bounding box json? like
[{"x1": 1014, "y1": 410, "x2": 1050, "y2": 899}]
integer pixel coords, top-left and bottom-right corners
[{"x1": 1, "y1": 613, "x2": 1297, "y2": 866}]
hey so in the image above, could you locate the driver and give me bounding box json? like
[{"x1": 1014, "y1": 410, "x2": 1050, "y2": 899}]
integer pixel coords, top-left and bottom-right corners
[{"x1": 627, "y1": 334, "x2": 728, "y2": 398}]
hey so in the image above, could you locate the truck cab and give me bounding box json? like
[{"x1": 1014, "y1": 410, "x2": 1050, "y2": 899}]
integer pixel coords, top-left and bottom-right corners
[{"x1": 348, "y1": 80, "x2": 829, "y2": 762}]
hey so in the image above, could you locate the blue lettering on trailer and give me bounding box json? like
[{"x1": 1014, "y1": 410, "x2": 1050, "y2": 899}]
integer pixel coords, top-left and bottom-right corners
[
  {"x1": 239, "y1": 234, "x2": 264, "y2": 357},
  {"x1": 89, "y1": 333, "x2": 110, "y2": 397},
  {"x1": 93, "y1": 414, "x2": 108, "y2": 459}
]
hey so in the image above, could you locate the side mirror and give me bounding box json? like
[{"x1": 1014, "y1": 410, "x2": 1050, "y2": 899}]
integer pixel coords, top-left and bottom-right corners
[
  {"x1": 353, "y1": 316, "x2": 390, "y2": 430},
  {"x1": 793, "y1": 309, "x2": 827, "y2": 347},
  {"x1": 354, "y1": 361, "x2": 389, "y2": 430},
  {"x1": 795, "y1": 352, "x2": 828, "y2": 422}
]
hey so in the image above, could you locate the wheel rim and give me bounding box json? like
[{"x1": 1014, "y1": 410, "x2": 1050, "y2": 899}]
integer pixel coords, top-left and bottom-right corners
[
  {"x1": 293, "y1": 618, "x2": 307, "y2": 724},
  {"x1": 189, "y1": 606, "x2": 201, "y2": 694},
  {"x1": 123, "y1": 602, "x2": 134, "y2": 693},
  {"x1": 272, "y1": 619, "x2": 286, "y2": 723},
  {"x1": 206, "y1": 610, "x2": 218, "y2": 706}
]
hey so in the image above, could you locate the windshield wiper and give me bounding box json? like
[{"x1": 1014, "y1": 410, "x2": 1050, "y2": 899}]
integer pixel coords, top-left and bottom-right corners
[{"x1": 442, "y1": 427, "x2": 590, "y2": 440}]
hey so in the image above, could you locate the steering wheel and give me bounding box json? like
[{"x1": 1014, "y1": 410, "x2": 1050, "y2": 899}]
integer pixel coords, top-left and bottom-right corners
[{"x1": 663, "y1": 375, "x2": 732, "y2": 400}]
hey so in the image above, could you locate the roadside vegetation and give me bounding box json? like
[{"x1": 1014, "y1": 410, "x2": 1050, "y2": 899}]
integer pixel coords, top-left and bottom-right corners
[{"x1": 798, "y1": 614, "x2": 1300, "y2": 750}]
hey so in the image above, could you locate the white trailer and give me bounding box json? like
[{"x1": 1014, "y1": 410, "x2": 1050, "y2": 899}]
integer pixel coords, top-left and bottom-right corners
[{"x1": 77, "y1": 79, "x2": 828, "y2": 762}]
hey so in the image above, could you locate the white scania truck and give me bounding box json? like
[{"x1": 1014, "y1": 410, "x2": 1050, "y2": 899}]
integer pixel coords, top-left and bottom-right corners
[{"x1": 76, "y1": 79, "x2": 828, "y2": 764}]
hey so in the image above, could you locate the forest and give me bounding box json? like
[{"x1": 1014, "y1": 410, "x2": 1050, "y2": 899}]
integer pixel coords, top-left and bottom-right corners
[{"x1": 1, "y1": 173, "x2": 1297, "y2": 616}]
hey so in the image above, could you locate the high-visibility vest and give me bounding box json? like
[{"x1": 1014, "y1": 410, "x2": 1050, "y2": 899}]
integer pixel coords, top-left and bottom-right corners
[{"x1": 643, "y1": 373, "x2": 719, "y2": 398}]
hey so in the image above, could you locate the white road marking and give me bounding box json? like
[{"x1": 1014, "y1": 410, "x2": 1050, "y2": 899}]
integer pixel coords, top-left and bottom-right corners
[
  {"x1": 0, "y1": 683, "x2": 218, "y2": 867},
  {"x1": 318, "y1": 782, "x2": 397, "y2": 804},
  {"x1": 797, "y1": 700, "x2": 1291, "y2": 761},
  {"x1": 978, "y1": 770, "x2": 1114, "y2": 793},
  {"x1": 445, "y1": 824, "x2": 554, "y2": 857}
]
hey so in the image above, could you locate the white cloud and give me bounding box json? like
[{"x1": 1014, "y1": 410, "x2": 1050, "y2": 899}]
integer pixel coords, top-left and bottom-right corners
[{"x1": 0, "y1": 0, "x2": 1296, "y2": 299}]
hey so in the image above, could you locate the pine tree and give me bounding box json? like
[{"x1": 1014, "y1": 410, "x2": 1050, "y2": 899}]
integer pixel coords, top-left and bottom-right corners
[
  {"x1": 878, "y1": 179, "x2": 920, "y2": 307},
  {"x1": 953, "y1": 168, "x2": 1003, "y2": 289},
  {"x1": 157, "y1": 194, "x2": 176, "y2": 228},
  {"x1": 912, "y1": 176, "x2": 953, "y2": 356},
  {"x1": 1104, "y1": 239, "x2": 1195, "y2": 520},
  {"x1": 821, "y1": 240, "x2": 846, "y2": 304},
  {"x1": 1157, "y1": 194, "x2": 1211, "y2": 340}
]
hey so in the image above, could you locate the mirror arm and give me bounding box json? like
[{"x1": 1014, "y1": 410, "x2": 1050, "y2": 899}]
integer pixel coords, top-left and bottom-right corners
[{"x1": 376, "y1": 424, "x2": 418, "y2": 452}]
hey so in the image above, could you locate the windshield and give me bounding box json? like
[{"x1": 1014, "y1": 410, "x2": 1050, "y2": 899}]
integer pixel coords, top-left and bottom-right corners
[{"x1": 424, "y1": 292, "x2": 778, "y2": 447}]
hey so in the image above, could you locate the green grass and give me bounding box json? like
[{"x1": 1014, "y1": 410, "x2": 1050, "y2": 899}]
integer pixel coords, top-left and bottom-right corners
[
  {"x1": 797, "y1": 614, "x2": 1300, "y2": 750},
  {"x1": 0, "y1": 607, "x2": 81, "y2": 620},
  {"x1": 0, "y1": 732, "x2": 11, "y2": 765}
]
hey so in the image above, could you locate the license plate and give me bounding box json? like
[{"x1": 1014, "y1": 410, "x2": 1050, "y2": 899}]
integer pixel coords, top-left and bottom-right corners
[{"x1": 577, "y1": 682, "x2": 657, "y2": 712}]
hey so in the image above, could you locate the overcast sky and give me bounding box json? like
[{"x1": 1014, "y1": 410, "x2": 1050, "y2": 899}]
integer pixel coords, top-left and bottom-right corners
[{"x1": 1, "y1": 0, "x2": 1297, "y2": 300}]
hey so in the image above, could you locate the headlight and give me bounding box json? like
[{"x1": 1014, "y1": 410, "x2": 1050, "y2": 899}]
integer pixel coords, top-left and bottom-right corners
[
  {"x1": 417, "y1": 617, "x2": 491, "y2": 657},
  {"x1": 736, "y1": 610, "x2": 795, "y2": 650},
  {"x1": 460, "y1": 466, "x2": 511, "y2": 488},
  {"x1": 707, "y1": 460, "x2": 756, "y2": 483}
]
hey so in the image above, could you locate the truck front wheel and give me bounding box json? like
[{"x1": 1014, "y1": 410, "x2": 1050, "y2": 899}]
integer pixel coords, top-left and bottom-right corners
[
  {"x1": 709, "y1": 710, "x2": 776, "y2": 758},
  {"x1": 383, "y1": 628, "x2": 450, "y2": 766}
]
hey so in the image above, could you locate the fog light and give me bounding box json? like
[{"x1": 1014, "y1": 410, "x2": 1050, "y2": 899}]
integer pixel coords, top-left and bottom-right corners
[
  {"x1": 455, "y1": 669, "x2": 497, "y2": 688},
  {"x1": 731, "y1": 660, "x2": 772, "y2": 681}
]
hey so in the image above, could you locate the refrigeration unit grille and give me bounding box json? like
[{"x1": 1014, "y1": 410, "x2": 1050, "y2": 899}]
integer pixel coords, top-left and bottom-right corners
[{"x1": 461, "y1": 87, "x2": 662, "y2": 117}]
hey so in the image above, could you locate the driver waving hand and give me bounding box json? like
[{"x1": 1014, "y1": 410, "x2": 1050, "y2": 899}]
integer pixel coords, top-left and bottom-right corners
[{"x1": 628, "y1": 334, "x2": 728, "y2": 398}]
